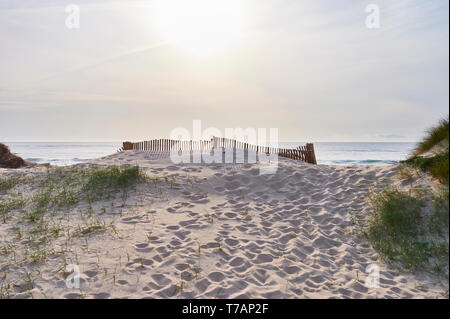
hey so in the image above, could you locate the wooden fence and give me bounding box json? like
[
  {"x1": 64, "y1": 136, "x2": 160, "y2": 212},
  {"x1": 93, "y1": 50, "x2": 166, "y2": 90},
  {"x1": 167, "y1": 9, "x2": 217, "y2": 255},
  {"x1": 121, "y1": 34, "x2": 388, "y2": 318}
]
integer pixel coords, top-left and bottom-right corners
[{"x1": 120, "y1": 137, "x2": 317, "y2": 164}]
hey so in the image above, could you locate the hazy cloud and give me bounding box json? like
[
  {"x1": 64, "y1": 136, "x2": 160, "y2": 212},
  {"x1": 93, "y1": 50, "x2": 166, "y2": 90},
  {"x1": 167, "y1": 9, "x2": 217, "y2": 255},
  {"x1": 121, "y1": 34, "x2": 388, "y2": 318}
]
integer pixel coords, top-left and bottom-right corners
[{"x1": 0, "y1": 0, "x2": 448, "y2": 141}]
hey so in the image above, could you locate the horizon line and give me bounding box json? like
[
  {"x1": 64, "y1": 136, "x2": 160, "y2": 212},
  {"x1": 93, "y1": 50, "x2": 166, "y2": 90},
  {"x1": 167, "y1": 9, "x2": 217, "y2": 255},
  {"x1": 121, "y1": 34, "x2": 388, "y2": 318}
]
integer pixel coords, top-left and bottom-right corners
[{"x1": 2, "y1": 139, "x2": 419, "y2": 143}]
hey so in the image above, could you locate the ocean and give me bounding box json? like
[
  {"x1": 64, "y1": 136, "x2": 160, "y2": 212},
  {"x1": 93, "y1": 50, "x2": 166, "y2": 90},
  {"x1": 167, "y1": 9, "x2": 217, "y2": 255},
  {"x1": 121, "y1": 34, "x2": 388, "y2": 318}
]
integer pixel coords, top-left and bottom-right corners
[{"x1": 3, "y1": 142, "x2": 416, "y2": 166}]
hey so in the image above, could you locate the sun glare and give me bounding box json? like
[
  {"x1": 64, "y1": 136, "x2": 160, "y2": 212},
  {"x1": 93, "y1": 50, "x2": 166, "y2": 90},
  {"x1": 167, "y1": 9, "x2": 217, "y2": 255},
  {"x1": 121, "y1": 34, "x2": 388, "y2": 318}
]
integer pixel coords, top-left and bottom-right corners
[{"x1": 154, "y1": 0, "x2": 245, "y2": 58}]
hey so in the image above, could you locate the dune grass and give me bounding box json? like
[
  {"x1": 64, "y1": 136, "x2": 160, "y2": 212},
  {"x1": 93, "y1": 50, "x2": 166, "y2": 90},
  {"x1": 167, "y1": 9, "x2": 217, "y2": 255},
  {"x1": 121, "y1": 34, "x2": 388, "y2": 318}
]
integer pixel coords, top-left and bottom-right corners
[
  {"x1": 366, "y1": 188, "x2": 449, "y2": 274},
  {"x1": 72, "y1": 219, "x2": 108, "y2": 237},
  {"x1": 0, "y1": 165, "x2": 147, "y2": 229},
  {"x1": 0, "y1": 177, "x2": 21, "y2": 192},
  {"x1": 19, "y1": 165, "x2": 146, "y2": 224},
  {"x1": 0, "y1": 165, "x2": 150, "y2": 298},
  {"x1": 0, "y1": 198, "x2": 26, "y2": 222},
  {"x1": 83, "y1": 166, "x2": 146, "y2": 200},
  {"x1": 400, "y1": 116, "x2": 449, "y2": 185},
  {"x1": 402, "y1": 150, "x2": 449, "y2": 184},
  {"x1": 414, "y1": 116, "x2": 449, "y2": 156}
]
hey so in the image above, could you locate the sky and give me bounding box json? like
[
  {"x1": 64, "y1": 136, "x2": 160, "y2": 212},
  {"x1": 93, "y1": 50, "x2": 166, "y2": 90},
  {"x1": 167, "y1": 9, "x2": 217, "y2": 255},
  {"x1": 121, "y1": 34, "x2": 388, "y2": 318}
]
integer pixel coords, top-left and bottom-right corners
[{"x1": 0, "y1": 0, "x2": 448, "y2": 142}]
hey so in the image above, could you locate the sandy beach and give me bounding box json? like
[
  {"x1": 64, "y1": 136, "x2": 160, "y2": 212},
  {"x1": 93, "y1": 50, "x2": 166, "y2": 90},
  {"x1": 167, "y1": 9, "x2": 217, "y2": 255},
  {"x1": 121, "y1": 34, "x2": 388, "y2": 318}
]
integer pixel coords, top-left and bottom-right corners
[
  {"x1": 1, "y1": 0, "x2": 448, "y2": 306},
  {"x1": 0, "y1": 151, "x2": 447, "y2": 299}
]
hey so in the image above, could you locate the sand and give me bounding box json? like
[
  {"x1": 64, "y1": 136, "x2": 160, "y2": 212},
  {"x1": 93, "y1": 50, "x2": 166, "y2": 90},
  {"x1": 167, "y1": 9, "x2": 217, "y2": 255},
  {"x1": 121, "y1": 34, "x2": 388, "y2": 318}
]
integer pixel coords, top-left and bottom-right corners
[{"x1": 0, "y1": 150, "x2": 447, "y2": 299}]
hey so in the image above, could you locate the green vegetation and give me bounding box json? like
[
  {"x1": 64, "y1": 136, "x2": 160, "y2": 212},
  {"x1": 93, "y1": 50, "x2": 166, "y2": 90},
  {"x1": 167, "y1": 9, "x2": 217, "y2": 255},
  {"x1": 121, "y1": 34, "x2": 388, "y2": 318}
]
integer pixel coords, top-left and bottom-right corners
[
  {"x1": 367, "y1": 188, "x2": 449, "y2": 273},
  {"x1": 24, "y1": 165, "x2": 147, "y2": 222},
  {"x1": 402, "y1": 150, "x2": 449, "y2": 183},
  {"x1": 0, "y1": 198, "x2": 26, "y2": 222},
  {"x1": 398, "y1": 114, "x2": 449, "y2": 184},
  {"x1": 367, "y1": 189, "x2": 425, "y2": 268},
  {"x1": 2, "y1": 165, "x2": 148, "y2": 228},
  {"x1": 414, "y1": 116, "x2": 449, "y2": 156},
  {"x1": 402, "y1": 116, "x2": 449, "y2": 184},
  {"x1": 402, "y1": 116, "x2": 449, "y2": 185},
  {"x1": 367, "y1": 117, "x2": 449, "y2": 277},
  {"x1": 0, "y1": 165, "x2": 147, "y2": 232},
  {"x1": 0, "y1": 165, "x2": 155, "y2": 298},
  {"x1": 84, "y1": 166, "x2": 146, "y2": 200},
  {"x1": 0, "y1": 177, "x2": 21, "y2": 192},
  {"x1": 73, "y1": 219, "x2": 107, "y2": 237}
]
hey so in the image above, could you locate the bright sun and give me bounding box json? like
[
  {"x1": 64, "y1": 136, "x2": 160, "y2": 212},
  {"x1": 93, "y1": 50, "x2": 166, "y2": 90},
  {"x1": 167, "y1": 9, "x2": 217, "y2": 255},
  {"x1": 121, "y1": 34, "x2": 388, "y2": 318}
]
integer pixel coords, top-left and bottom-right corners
[{"x1": 154, "y1": 0, "x2": 245, "y2": 58}]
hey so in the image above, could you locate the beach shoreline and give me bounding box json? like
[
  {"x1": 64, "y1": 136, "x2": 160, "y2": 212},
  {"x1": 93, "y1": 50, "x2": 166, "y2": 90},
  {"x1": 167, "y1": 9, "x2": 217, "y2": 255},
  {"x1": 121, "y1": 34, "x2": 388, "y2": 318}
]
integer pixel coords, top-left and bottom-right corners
[{"x1": 1, "y1": 141, "x2": 416, "y2": 167}]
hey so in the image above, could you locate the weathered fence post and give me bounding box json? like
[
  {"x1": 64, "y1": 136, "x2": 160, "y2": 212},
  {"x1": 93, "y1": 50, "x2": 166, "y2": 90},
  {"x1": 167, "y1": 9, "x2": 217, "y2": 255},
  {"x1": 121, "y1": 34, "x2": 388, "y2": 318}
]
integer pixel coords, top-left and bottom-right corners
[
  {"x1": 306, "y1": 143, "x2": 317, "y2": 164},
  {"x1": 122, "y1": 141, "x2": 133, "y2": 151}
]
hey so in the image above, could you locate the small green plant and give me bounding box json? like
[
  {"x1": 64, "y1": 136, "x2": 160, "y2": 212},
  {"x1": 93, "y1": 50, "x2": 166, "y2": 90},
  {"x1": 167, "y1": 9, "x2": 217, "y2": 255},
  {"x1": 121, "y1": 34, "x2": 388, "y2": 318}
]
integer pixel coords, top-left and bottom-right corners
[
  {"x1": 52, "y1": 187, "x2": 77, "y2": 208},
  {"x1": 204, "y1": 212, "x2": 214, "y2": 223},
  {"x1": 31, "y1": 189, "x2": 52, "y2": 217},
  {"x1": 0, "y1": 283, "x2": 12, "y2": 299},
  {"x1": 73, "y1": 219, "x2": 107, "y2": 237},
  {"x1": 109, "y1": 222, "x2": 120, "y2": 238},
  {"x1": 14, "y1": 227, "x2": 23, "y2": 239},
  {"x1": 30, "y1": 248, "x2": 50, "y2": 263},
  {"x1": 175, "y1": 275, "x2": 185, "y2": 294},
  {"x1": 215, "y1": 242, "x2": 224, "y2": 253},
  {"x1": 0, "y1": 244, "x2": 16, "y2": 256},
  {"x1": 112, "y1": 268, "x2": 117, "y2": 284},
  {"x1": 191, "y1": 265, "x2": 201, "y2": 280},
  {"x1": 0, "y1": 198, "x2": 26, "y2": 222}
]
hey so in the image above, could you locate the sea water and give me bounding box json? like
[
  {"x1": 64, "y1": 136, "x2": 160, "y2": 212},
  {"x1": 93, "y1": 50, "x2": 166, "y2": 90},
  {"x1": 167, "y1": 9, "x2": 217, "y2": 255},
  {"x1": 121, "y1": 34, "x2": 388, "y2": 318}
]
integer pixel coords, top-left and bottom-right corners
[{"x1": 3, "y1": 141, "x2": 415, "y2": 166}]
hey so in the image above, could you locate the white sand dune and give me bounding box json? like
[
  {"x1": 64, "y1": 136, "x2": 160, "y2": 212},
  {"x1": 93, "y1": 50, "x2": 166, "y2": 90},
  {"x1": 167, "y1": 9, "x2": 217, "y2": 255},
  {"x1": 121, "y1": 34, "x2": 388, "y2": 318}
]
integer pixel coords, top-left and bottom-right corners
[{"x1": 0, "y1": 151, "x2": 447, "y2": 299}]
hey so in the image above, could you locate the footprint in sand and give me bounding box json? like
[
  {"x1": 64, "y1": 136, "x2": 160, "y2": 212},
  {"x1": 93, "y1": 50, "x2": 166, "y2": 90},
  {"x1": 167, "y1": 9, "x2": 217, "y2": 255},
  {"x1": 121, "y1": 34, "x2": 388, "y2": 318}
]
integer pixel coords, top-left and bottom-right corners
[
  {"x1": 208, "y1": 271, "x2": 226, "y2": 282},
  {"x1": 254, "y1": 253, "x2": 274, "y2": 264}
]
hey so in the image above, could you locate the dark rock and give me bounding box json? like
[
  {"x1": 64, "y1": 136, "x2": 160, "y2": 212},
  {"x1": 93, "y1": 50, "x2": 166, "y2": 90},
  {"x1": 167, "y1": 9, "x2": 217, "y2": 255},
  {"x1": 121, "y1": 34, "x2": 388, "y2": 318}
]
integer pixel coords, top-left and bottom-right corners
[{"x1": 0, "y1": 143, "x2": 42, "y2": 169}]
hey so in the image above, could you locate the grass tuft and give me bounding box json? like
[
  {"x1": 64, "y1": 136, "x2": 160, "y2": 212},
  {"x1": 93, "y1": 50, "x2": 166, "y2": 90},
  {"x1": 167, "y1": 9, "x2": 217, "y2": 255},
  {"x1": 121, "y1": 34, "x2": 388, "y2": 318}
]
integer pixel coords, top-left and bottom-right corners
[
  {"x1": 73, "y1": 220, "x2": 107, "y2": 237},
  {"x1": 83, "y1": 166, "x2": 146, "y2": 200},
  {"x1": 401, "y1": 150, "x2": 449, "y2": 184},
  {"x1": 0, "y1": 198, "x2": 26, "y2": 222},
  {"x1": 20, "y1": 165, "x2": 146, "y2": 224},
  {"x1": 0, "y1": 177, "x2": 21, "y2": 192},
  {"x1": 367, "y1": 188, "x2": 448, "y2": 273},
  {"x1": 414, "y1": 116, "x2": 449, "y2": 156}
]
